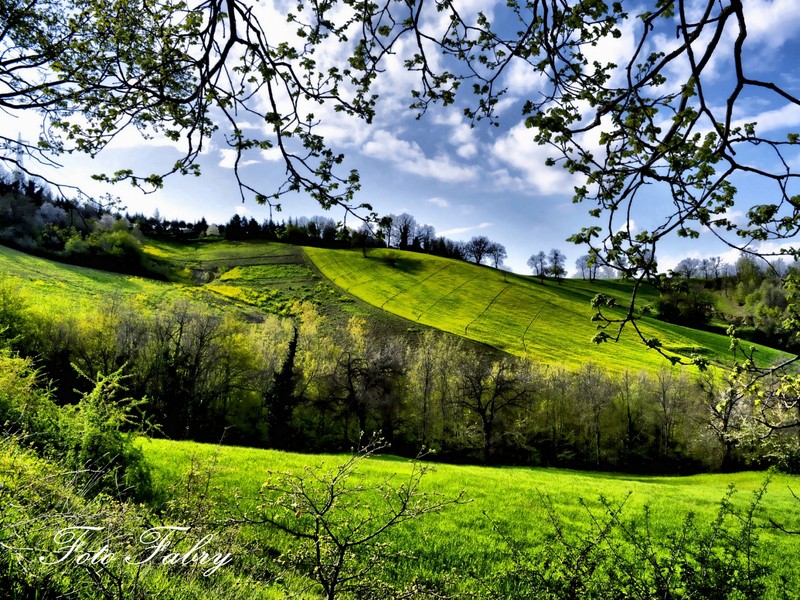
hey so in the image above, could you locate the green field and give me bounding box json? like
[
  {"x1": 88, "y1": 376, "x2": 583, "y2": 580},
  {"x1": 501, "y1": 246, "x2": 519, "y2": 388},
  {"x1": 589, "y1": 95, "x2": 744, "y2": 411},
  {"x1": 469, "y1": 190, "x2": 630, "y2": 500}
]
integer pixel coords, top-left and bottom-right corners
[
  {"x1": 142, "y1": 437, "x2": 800, "y2": 597},
  {"x1": 140, "y1": 239, "x2": 410, "y2": 327},
  {"x1": 305, "y1": 246, "x2": 789, "y2": 373},
  {"x1": 0, "y1": 243, "x2": 186, "y2": 315},
  {"x1": 4, "y1": 240, "x2": 800, "y2": 596},
  {"x1": 2, "y1": 240, "x2": 791, "y2": 375},
  {"x1": 0, "y1": 240, "x2": 361, "y2": 324}
]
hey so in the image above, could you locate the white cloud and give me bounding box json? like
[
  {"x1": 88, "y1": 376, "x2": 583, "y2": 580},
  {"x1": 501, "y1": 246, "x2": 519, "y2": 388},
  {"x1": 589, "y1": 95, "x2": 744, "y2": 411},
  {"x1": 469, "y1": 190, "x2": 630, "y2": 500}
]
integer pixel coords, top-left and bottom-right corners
[
  {"x1": 741, "y1": 0, "x2": 800, "y2": 49},
  {"x1": 732, "y1": 103, "x2": 800, "y2": 134},
  {"x1": 487, "y1": 168, "x2": 526, "y2": 192},
  {"x1": 261, "y1": 147, "x2": 283, "y2": 162},
  {"x1": 491, "y1": 122, "x2": 581, "y2": 195},
  {"x1": 618, "y1": 219, "x2": 637, "y2": 235},
  {"x1": 584, "y1": 15, "x2": 640, "y2": 87},
  {"x1": 439, "y1": 222, "x2": 493, "y2": 237},
  {"x1": 432, "y1": 112, "x2": 480, "y2": 159},
  {"x1": 361, "y1": 129, "x2": 479, "y2": 183},
  {"x1": 428, "y1": 197, "x2": 450, "y2": 208},
  {"x1": 218, "y1": 149, "x2": 260, "y2": 169},
  {"x1": 503, "y1": 58, "x2": 546, "y2": 96}
]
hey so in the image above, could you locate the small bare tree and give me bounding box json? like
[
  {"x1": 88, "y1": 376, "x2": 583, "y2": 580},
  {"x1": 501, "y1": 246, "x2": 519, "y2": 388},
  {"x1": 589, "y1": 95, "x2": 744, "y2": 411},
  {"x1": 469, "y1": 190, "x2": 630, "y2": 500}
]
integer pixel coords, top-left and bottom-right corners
[{"x1": 233, "y1": 437, "x2": 466, "y2": 599}]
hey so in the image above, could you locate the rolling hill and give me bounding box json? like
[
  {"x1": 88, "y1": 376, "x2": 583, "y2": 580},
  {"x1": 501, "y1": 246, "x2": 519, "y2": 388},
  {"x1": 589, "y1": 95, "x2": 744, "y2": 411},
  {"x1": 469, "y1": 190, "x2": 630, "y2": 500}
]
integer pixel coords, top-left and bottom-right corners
[
  {"x1": 3, "y1": 241, "x2": 799, "y2": 596},
  {"x1": 0, "y1": 240, "x2": 790, "y2": 375},
  {"x1": 304, "y1": 246, "x2": 790, "y2": 374}
]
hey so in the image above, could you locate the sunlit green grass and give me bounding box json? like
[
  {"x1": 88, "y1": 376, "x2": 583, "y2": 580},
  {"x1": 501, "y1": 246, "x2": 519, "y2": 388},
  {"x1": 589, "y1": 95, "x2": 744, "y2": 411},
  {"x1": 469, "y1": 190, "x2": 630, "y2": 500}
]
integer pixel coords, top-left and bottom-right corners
[
  {"x1": 142, "y1": 238, "x2": 304, "y2": 268},
  {"x1": 305, "y1": 247, "x2": 789, "y2": 374},
  {"x1": 142, "y1": 437, "x2": 800, "y2": 596},
  {"x1": 0, "y1": 244, "x2": 185, "y2": 314},
  {"x1": 2, "y1": 240, "x2": 791, "y2": 375}
]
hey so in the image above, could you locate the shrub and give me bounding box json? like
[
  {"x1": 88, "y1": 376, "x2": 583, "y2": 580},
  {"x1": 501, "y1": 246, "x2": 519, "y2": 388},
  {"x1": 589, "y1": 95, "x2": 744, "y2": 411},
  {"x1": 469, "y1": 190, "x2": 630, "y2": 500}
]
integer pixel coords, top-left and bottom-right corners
[
  {"x1": 0, "y1": 348, "x2": 153, "y2": 503},
  {"x1": 61, "y1": 368, "x2": 154, "y2": 502},
  {"x1": 490, "y1": 482, "x2": 773, "y2": 599},
  {"x1": 0, "y1": 349, "x2": 61, "y2": 452},
  {"x1": 0, "y1": 435, "x2": 249, "y2": 599}
]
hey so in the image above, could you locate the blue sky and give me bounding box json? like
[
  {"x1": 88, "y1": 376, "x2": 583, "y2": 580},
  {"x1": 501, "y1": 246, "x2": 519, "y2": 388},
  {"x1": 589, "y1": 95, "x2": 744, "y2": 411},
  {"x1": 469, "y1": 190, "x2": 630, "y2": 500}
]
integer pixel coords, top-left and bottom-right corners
[{"x1": 4, "y1": 0, "x2": 800, "y2": 275}]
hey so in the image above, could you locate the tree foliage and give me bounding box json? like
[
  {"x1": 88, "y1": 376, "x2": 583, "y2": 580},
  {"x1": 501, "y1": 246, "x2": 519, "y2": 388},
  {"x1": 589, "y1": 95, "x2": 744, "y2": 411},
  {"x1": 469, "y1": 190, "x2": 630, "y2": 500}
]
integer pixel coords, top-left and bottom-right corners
[
  {"x1": 6, "y1": 1, "x2": 797, "y2": 237},
  {"x1": 527, "y1": 251, "x2": 548, "y2": 281},
  {"x1": 547, "y1": 248, "x2": 566, "y2": 282}
]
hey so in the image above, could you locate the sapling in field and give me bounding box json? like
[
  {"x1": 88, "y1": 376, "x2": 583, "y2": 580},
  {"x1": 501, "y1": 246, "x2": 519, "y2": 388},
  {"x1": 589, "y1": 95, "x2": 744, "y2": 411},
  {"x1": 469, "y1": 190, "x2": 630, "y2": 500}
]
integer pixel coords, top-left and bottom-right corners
[{"x1": 232, "y1": 436, "x2": 466, "y2": 599}]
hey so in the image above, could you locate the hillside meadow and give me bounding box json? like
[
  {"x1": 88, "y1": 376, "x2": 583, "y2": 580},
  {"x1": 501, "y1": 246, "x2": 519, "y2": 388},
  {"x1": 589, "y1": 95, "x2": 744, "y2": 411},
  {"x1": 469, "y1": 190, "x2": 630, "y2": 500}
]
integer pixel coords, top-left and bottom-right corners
[
  {"x1": 0, "y1": 242, "x2": 185, "y2": 314},
  {"x1": 304, "y1": 246, "x2": 789, "y2": 374},
  {"x1": 141, "y1": 437, "x2": 800, "y2": 597},
  {"x1": 3, "y1": 238, "x2": 798, "y2": 468},
  {"x1": 3, "y1": 239, "x2": 800, "y2": 596},
  {"x1": 1, "y1": 239, "x2": 789, "y2": 378}
]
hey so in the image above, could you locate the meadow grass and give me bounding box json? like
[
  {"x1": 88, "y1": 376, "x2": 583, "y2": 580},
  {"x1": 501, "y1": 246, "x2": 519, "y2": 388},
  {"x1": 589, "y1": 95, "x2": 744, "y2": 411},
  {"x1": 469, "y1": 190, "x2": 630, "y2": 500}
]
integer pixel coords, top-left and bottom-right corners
[
  {"x1": 304, "y1": 247, "x2": 789, "y2": 374},
  {"x1": 141, "y1": 437, "x2": 800, "y2": 596},
  {"x1": 0, "y1": 244, "x2": 185, "y2": 315},
  {"x1": 142, "y1": 238, "x2": 306, "y2": 270},
  {"x1": 141, "y1": 239, "x2": 389, "y2": 323},
  {"x1": 3, "y1": 240, "x2": 788, "y2": 376},
  {"x1": 0, "y1": 240, "x2": 340, "y2": 321}
]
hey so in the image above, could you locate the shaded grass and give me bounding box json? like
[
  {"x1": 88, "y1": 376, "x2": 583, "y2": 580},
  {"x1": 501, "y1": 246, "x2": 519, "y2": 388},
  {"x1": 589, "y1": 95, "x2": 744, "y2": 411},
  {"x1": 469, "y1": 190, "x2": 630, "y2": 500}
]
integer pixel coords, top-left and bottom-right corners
[
  {"x1": 142, "y1": 437, "x2": 800, "y2": 597},
  {"x1": 305, "y1": 247, "x2": 790, "y2": 374}
]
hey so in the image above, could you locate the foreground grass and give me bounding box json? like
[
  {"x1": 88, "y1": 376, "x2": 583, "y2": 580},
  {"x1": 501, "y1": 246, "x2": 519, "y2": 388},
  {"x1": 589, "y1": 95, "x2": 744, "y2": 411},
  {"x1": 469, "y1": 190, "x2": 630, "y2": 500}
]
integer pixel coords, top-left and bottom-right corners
[
  {"x1": 305, "y1": 246, "x2": 789, "y2": 374},
  {"x1": 142, "y1": 438, "x2": 800, "y2": 596}
]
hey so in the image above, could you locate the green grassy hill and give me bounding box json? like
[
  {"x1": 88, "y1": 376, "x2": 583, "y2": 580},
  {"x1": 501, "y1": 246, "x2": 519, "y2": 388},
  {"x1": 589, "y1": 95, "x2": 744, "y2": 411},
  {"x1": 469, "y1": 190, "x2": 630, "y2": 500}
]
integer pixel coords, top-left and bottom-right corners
[
  {"x1": 0, "y1": 240, "x2": 790, "y2": 375},
  {"x1": 0, "y1": 243, "x2": 186, "y2": 316},
  {"x1": 3, "y1": 242, "x2": 799, "y2": 595},
  {"x1": 0, "y1": 240, "x2": 382, "y2": 326},
  {"x1": 304, "y1": 246, "x2": 789, "y2": 374}
]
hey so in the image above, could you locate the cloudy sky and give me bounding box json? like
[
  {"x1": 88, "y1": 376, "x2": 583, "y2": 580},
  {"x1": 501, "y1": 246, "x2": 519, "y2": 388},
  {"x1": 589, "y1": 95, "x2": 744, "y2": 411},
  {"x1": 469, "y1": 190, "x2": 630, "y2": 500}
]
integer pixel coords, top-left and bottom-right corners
[{"x1": 4, "y1": 0, "x2": 800, "y2": 274}]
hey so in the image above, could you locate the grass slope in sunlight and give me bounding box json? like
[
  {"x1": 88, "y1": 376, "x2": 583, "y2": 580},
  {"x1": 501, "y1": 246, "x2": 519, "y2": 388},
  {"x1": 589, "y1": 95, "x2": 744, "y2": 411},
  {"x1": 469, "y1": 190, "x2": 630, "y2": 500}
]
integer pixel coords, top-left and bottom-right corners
[
  {"x1": 0, "y1": 240, "x2": 371, "y2": 324},
  {"x1": 141, "y1": 238, "x2": 408, "y2": 327},
  {"x1": 305, "y1": 246, "x2": 789, "y2": 373},
  {"x1": 142, "y1": 437, "x2": 800, "y2": 597},
  {"x1": 2, "y1": 240, "x2": 790, "y2": 374},
  {"x1": 0, "y1": 244, "x2": 185, "y2": 315}
]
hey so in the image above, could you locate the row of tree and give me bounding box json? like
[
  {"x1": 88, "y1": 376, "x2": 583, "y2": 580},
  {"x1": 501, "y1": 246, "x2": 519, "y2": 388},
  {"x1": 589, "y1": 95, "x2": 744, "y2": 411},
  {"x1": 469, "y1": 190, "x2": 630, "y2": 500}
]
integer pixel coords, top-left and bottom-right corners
[
  {"x1": 6, "y1": 171, "x2": 739, "y2": 284},
  {"x1": 528, "y1": 249, "x2": 567, "y2": 281},
  {"x1": 224, "y1": 211, "x2": 511, "y2": 267},
  {"x1": 652, "y1": 254, "x2": 800, "y2": 351},
  {"x1": 2, "y1": 277, "x2": 796, "y2": 473}
]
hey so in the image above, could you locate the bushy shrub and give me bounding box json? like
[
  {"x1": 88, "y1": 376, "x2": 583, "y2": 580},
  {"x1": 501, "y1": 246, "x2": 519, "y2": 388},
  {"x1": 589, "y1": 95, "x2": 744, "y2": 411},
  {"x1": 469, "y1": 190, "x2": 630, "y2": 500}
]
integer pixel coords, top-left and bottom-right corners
[
  {"x1": 61, "y1": 368, "x2": 154, "y2": 502},
  {"x1": 0, "y1": 347, "x2": 153, "y2": 502},
  {"x1": 0, "y1": 349, "x2": 61, "y2": 451},
  {"x1": 490, "y1": 483, "x2": 774, "y2": 599},
  {"x1": 63, "y1": 231, "x2": 90, "y2": 256}
]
